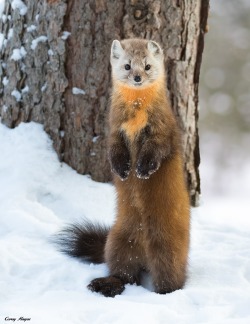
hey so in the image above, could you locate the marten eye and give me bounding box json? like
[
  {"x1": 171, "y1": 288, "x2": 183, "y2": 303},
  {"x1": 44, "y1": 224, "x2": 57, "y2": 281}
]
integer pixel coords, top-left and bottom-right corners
[
  {"x1": 125, "y1": 64, "x2": 131, "y2": 70},
  {"x1": 145, "y1": 64, "x2": 151, "y2": 71}
]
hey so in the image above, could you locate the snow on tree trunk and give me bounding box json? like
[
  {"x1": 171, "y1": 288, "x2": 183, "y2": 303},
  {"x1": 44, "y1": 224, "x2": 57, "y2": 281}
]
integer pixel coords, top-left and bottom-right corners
[{"x1": 0, "y1": 0, "x2": 209, "y2": 206}]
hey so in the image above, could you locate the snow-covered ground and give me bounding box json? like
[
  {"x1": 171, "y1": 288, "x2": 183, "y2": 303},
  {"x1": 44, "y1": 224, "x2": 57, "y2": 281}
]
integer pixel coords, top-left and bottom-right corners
[{"x1": 0, "y1": 122, "x2": 250, "y2": 324}]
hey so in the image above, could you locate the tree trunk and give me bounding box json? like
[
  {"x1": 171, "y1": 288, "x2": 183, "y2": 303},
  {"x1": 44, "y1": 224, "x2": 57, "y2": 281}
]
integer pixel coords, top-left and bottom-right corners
[{"x1": 0, "y1": 0, "x2": 209, "y2": 206}]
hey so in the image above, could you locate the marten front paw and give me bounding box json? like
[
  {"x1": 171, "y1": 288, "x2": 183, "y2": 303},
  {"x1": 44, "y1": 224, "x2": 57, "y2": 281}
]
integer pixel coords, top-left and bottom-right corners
[
  {"x1": 136, "y1": 152, "x2": 161, "y2": 179},
  {"x1": 110, "y1": 151, "x2": 131, "y2": 180}
]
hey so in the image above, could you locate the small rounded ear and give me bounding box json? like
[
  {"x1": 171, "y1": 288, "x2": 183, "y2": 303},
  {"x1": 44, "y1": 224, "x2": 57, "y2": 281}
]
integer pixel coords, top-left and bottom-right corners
[
  {"x1": 147, "y1": 40, "x2": 163, "y2": 56},
  {"x1": 111, "y1": 40, "x2": 124, "y2": 59}
]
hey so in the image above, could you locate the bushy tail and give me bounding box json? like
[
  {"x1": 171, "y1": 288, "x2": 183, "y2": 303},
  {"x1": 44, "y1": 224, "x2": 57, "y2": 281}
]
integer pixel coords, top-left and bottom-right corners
[{"x1": 56, "y1": 220, "x2": 110, "y2": 264}]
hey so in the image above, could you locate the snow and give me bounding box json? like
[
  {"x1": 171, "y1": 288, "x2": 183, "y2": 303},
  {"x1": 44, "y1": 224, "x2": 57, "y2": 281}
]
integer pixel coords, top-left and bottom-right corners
[
  {"x1": 92, "y1": 135, "x2": 99, "y2": 143},
  {"x1": 0, "y1": 122, "x2": 250, "y2": 323},
  {"x1": 2, "y1": 76, "x2": 9, "y2": 86},
  {"x1": 10, "y1": 46, "x2": 27, "y2": 61},
  {"x1": 11, "y1": 0, "x2": 27, "y2": 16},
  {"x1": 1, "y1": 14, "x2": 7, "y2": 22},
  {"x1": 21, "y1": 85, "x2": 29, "y2": 94},
  {"x1": 11, "y1": 89, "x2": 21, "y2": 101},
  {"x1": 2, "y1": 104, "x2": 8, "y2": 112},
  {"x1": 0, "y1": 0, "x2": 5, "y2": 17},
  {"x1": 61, "y1": 31, "x2": 71, "y2": 40},
  {"x1": 7, "y1": 28, "x2": 13, "y2": 40},
  {"x1": 31, "y1": 36, "x2": 48, "y2": 50},
  {"x1": 72, "y1": 87, "x2": 86, "y2": 95},
  {"x1": 41, "y1": 83, "x2": 47, "y2": 92},
  {"x1": 0, "y1": 33, "x2": 4, "y2": 50},
  {"x1": 48, "y1": 49, "x2": 54, "y2": 56},
  {"x1": 27, "y1": 25, "x2": 37, "y2": 32}
]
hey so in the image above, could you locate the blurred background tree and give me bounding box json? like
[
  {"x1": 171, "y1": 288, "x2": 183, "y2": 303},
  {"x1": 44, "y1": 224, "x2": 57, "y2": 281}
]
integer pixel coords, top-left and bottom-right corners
[{"x1": 200, "y1": 0, "x2": 250, "y2": 197}]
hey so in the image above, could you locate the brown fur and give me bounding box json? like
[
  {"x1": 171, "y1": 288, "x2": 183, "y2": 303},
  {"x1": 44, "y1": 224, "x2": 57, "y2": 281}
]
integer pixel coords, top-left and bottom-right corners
[{"x1": 100, "y1": 39, "x2": 190, "y2": 295}]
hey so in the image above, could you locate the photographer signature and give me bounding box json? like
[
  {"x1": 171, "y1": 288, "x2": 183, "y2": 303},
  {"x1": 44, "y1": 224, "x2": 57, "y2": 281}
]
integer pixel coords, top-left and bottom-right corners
[{"x1": 5, "y1": 317, "x2": 31, "y2": 322}]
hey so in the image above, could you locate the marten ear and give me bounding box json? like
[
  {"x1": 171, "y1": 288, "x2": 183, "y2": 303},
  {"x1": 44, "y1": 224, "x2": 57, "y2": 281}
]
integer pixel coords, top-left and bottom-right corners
[
  {"x1": 111, "y1": 40, "x2": 124, "y2": 59},
  {"x1": 147, "y1": 41, "x2": 163, "y2": 56}
]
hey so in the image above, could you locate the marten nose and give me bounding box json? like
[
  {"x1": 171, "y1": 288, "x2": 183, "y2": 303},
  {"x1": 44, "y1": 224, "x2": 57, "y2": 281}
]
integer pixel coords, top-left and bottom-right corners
[{"x1": 134, "y1": 75, "x2": 141, "y2": 83}]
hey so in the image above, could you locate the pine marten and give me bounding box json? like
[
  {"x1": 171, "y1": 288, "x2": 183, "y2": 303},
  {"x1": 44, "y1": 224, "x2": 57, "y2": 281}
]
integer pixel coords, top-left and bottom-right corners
[{"x1": 57, "y1": 39, "x2": 190, "y2": 297}]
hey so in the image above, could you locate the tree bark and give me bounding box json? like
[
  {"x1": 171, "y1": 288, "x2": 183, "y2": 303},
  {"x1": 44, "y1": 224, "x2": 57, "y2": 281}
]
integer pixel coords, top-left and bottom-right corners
[{"x1": 0, "y1": 0, "x2": 209, "y2": 206}]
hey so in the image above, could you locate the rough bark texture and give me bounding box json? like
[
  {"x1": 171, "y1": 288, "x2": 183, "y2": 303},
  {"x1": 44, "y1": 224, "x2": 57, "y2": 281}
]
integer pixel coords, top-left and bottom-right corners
[
  {"x1": 0, "y1": 0, "x2": 68, "y2": 156},
  {"x1": 0, "y1": 0, "x2": 209, "y2": 206}
]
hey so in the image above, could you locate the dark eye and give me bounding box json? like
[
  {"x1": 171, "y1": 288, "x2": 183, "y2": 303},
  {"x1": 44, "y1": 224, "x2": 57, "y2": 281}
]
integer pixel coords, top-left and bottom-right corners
[
  {"x1": 125, "y1": 64, "x2": 131, "y2": 70},
  {"x1": 145, "y1": 64, "x2": 151, "y2": 71}
]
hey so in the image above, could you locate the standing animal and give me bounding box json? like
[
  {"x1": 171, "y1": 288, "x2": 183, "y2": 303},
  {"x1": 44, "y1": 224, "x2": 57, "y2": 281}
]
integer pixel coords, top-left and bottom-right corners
[{"x1": 58, "y1": 38, "x2": 190, "y2": 297}]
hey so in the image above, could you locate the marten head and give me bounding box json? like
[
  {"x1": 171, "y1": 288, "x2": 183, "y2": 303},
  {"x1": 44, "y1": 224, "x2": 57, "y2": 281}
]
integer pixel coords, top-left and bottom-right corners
[{"x1": 110, "y1": 39, "x2": 164, "y2": 88}]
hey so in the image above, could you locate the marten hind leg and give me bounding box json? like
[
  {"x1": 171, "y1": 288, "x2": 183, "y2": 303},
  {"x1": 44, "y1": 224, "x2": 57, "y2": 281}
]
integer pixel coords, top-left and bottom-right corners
[
  {"x1": 148, "y1": 252, "x2": 187, "y2": 294},
  {"x1": 88, "y1": 209, "x2": 145, "y2": 297},
  {"x1": 143, "y1": 209, "x2": 189, "y2": 293},
  {"x1": 87, "y1": 276, "x2": 125, "y2": 298},
  {"x1": 87, "y1": 236, "x2": 143, "y2": 297},
  {"x1": 145, "y1": 230, "x2": 189, "y2": 294}
]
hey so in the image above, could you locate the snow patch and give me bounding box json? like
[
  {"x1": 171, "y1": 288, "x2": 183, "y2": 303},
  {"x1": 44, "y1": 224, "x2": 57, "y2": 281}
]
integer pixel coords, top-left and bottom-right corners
[
  {"x1": 27, "y1": 25, "x2": 37, "y2": 32},
  {"x1": 2, "y1": 104, "x2": 8, "y2": 113},
  {"x1": 0, "y1": 33, "x2": 4, "y2": 50},
  {"x1": 7, "y1": 28, "x2": 13, "y2": 40},
  {"x1": 72, "y1": 87, "x2": 86, "y2": 95},
  {"x1": 0, "y1": 0, "x2": 5, "y2": 18},
  {"x1": 92, "y1": 136, "x2": 99, "y2": 143},
  {"x1": 11, "y1": 0, "x2": 27, "y2": 16},
  {"x1": 11, "y1": 89, "x2": 21, "y2": 101},
  {"x1": 2, "y1": 76, "x2": 9, "y2": 86},
  {"x1": 61, "y1": 31, "x2": 71, "y2": 40},
  {"x1": 21, "y1": 85, "x2": 29, "y2": 94},
  {"x1": 10, "y1": 46, "x2": 27, "y2": 61},
  {"x1": 31, "y1": 36, "x2": 48, "y2": 50},
  {"x1": 41, "y1": 83, "x2": 47, "y2": 92},
  {"x1": 48, "y1": 49, "x2": 54, "y2": 56},
  {"x1": 1, "y1": 14, "x2": 6, "y2": 22}
]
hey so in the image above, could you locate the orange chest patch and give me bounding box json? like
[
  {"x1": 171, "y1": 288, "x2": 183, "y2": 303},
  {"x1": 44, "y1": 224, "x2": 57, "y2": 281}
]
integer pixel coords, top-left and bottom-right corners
[
  {"x1": 117, "y1": 82, "x2": 159, "y2": 108},
  {"x1": 121, "y1": 108, "x2": 148, "y2": 140},
  {"x1": 117, "y1": 82, "x2": 160, "y2": 140}
]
